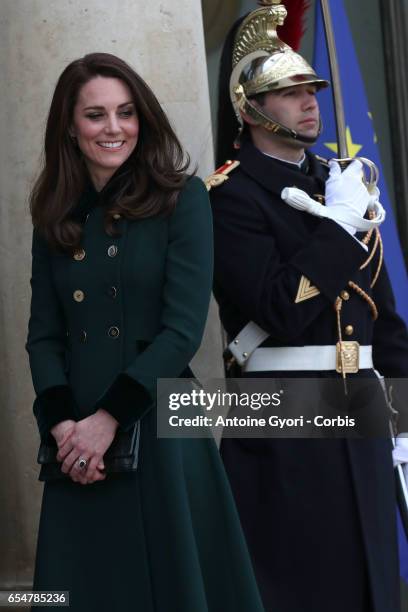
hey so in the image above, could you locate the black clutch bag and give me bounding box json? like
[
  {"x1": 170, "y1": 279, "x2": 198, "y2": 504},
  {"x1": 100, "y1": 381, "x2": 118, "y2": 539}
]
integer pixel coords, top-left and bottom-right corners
[{"x1": 37, "y1": 423, "x2": 140, "y2": 481}]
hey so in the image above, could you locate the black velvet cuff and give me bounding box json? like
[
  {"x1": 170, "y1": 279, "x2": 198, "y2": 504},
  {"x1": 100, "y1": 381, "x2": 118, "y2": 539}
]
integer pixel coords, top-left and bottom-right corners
[
  {"x1": 96, "y1": 373, "x2": 153, "y2": 430},
  {"x1": 33, "y1": 385, "x2": 77, "y2": 441}
]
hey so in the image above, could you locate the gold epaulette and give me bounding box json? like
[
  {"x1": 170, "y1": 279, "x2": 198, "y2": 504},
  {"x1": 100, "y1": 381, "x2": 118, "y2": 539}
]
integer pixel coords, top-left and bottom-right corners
[
  {"x1": 205, "y1": 160, "x2": 240, "y2": 191},
  {"x1": 314, "y1": 154, "x2": 329, "y2": 167}
]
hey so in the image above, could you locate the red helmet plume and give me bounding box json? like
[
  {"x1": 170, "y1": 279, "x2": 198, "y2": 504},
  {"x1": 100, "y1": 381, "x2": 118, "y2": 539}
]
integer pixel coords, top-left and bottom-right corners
[{"x1": 278, "y1": 0, "x2": 310, "y2": 51}]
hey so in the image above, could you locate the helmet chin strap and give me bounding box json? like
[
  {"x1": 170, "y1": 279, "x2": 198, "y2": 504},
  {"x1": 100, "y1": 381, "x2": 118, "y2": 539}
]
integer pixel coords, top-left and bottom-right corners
[{"x1": 239, "y1": 94, "x2": 322, "y2": 146}]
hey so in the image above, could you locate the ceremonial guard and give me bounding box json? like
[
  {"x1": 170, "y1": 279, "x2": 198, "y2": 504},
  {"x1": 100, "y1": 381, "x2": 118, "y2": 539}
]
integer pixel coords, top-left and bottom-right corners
[{"x1": 207, "y1": 2, "x2": 408, "y2": 611}]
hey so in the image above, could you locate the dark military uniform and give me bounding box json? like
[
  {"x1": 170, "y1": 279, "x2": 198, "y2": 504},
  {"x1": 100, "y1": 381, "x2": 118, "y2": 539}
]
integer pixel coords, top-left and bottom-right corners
[
  {"x1": 27, "y1": 175, "x2": 265, "y2": 612},
  {"x1": 210, "y1": 141, "x2": 408, "y2": 612}
]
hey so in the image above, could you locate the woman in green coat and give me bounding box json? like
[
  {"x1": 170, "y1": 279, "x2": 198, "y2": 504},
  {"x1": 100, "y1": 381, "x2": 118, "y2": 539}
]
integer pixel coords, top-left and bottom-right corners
[{"x1": 27, "y1": 52, "x2": 264, "y2": 612}]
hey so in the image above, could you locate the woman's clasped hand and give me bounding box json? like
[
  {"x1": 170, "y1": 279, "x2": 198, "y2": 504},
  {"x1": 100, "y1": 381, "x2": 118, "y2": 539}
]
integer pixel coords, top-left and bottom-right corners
[{"x1": 51, "y1": 410, "x2": 118, "y2": 484}]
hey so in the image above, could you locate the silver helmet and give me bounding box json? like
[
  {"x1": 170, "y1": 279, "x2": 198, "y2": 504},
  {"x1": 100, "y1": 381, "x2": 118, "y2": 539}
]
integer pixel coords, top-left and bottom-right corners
[{"x1": 230, "y1": 0, "x2": 329, "y2": 143}]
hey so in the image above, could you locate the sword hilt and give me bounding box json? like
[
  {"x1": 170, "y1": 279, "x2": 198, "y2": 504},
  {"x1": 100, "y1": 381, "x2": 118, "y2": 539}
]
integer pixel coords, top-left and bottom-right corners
[{"x1": 331, "y1": 156, "x2": 379, "y2": 194}]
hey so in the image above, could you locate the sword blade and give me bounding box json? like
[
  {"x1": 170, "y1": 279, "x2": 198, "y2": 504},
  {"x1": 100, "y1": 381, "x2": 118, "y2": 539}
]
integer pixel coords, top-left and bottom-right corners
[
  {"x1": 396, "y1": 465, "x2": 408, "y2": 540},
  {"x1": 319, "y1": 0, "x2": 349, "y2": 158}
]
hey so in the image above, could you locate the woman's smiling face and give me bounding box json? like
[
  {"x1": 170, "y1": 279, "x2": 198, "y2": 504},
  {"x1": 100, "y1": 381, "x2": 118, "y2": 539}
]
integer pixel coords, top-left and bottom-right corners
[{"x1": 71, "y1": 75, "x2": 139, "y2": 190}]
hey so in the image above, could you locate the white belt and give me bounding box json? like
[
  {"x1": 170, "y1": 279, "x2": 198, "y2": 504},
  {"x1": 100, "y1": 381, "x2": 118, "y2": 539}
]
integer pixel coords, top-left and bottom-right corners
[{"x1": 243, "y1": 345, "x2": 373, "y2": 373}]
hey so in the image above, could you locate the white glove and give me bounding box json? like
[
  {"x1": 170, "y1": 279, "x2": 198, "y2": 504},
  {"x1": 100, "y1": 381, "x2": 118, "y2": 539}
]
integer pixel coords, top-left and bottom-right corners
[
  {"x1": 393, "y1": 435, "x2": 408, "y2": 467},
  {"x1": 281, "y1": 159, "x2": 385, "y2": 234},
  {"x1": 328, "y1": 165, "x2": 383, "y2": 218},
  {"x1": 325, "y1": 160, "x2": 369, "y2": 229}
]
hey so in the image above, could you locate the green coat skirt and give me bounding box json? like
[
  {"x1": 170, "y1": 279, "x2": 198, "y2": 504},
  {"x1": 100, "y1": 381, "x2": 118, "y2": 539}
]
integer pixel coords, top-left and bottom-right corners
[{"x1": 34, "y1": 409, "x2": 264, "y2": 611}]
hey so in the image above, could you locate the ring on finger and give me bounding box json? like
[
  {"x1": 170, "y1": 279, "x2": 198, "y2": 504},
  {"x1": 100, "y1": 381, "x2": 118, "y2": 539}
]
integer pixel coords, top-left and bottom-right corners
[{"x1": 78, "y1": 457, "x2": 88, "y2": 471}]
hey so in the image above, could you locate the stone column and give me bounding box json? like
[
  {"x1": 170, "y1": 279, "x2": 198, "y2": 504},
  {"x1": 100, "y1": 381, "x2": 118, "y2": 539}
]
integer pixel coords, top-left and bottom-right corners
[{"x1": 0, "y1": 0, "x2": 220, "y2": 590}]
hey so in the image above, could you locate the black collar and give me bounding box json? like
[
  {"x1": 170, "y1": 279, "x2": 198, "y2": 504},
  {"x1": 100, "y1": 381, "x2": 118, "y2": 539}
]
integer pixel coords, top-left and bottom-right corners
[
  {"x1": 70, "y1": 157, "x2": 134, "y2": 222},
  {"x1": 237, "y1": 142, "x2": 328, "y2": 198}
]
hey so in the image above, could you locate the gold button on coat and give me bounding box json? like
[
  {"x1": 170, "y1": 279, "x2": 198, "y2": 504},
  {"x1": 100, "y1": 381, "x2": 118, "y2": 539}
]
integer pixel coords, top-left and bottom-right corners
[
  {"x1": 73, "y1": 249, "x2": 86, "y2": 261},
  {"x1": 113, "y1": 213, "x2": 121, "y2": 220},
  {"x1": 73, "y1": 290, "x2": 85, "y2": 302},
  {"x1": 108, "y1": 245, "x2": 118, "y2": 257},
  {"x1": 108, "y1": 326, "x2": 120, "y2": 338},
  {"x1": 341, "y1": 290, "x2": 350, "y2": 301},
  {"x1": 345, "y1": 325, "x2": 354, "y2": 336}
]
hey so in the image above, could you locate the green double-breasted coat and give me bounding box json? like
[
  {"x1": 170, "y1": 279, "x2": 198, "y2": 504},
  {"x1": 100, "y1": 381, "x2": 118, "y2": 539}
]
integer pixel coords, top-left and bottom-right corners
[{"x1": 27, "y1": 176, "x2": 264, "y2": 612}]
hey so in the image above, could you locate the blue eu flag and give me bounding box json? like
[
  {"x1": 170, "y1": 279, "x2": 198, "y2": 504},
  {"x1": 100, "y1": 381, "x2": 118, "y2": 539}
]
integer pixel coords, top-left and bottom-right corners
[
  {"x1": 312, "y1": 0, "x2": 408, "y2": 584},
  {"x1": 314, "y1": 0, "x2": 408, "y2": 582},
  {"x1": 312, "y1": 0, "x2": 408, "y2": 325}
]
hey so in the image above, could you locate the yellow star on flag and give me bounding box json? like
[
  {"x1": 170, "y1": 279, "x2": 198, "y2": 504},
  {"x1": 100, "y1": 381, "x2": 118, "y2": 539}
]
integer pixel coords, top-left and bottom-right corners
[{"x1": 324, "y1": 127, "x2": 363, "y2": 158}]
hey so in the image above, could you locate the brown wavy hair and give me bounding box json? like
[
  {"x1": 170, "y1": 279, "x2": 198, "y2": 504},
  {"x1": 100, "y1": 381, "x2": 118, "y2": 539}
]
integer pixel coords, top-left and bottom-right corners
[{"x1": 30, "y1": 52, "x2": 190, "y2": 252}]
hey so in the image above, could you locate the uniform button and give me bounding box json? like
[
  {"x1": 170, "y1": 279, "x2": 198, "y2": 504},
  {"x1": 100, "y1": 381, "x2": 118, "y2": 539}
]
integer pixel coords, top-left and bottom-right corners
[
  {"x1": 108, "y1": 245, "x2": 118, "y2": 257},
  {"x1": 80, "y1": 330, "x2": 87, "y2": 343},
  {"x1": 313, "y1": 194, "x2": 325, "y2": 205},
  {"x1": 73, "y1": 248, "x2": 86, "y2": 261},
  {"x1": 345, "y1": 325, "x2": 354, "y2": 336},
  {"x1": 108, "y1": 326, "x2": 120, "y2": 338},
  {"x1": 113, "y1": 213, "x2": 121, "y2": 220},
  {"x1": 108, "y1": 286, "x2": 118, "y2": 298},
  {"x1": 341, "y1": 290, "x2": 350, "y2": 301},
  {"x1": 73, "y1": 290, "x2": 85, "y2": 302}
]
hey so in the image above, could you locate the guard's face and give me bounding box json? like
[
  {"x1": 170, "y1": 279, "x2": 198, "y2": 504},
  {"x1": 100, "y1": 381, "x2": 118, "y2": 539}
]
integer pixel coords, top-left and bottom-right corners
[
  {"x1": 261, "y1": 83, "x2": 320, "y2": 141},
  {"x1": 71, "y1": 76, "x2": 139, "y2": 190}
]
